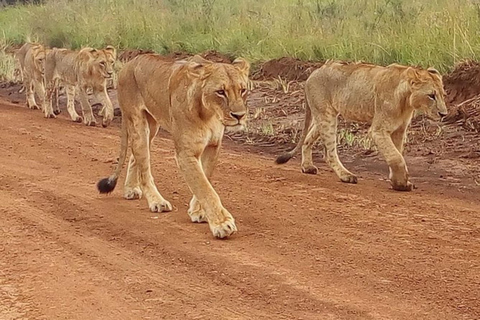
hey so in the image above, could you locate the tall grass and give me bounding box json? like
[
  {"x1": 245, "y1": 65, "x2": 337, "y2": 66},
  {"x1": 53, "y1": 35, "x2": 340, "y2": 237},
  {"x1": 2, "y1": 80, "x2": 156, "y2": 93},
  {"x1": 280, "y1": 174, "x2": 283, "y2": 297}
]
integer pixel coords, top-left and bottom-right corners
[{"x1": 1, "y1": 0, "x2": 480, "y2": 72}]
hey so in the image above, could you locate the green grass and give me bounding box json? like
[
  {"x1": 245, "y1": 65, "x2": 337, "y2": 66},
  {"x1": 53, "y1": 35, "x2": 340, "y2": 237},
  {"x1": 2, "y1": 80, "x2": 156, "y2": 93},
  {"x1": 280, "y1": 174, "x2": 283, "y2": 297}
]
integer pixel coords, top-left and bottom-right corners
[
  {"x1": 0, "y1": 39, "x2": 17, "y2": 82},
  {"x1": 1, "y1": 0, "x2": 480, "y2": 72}
]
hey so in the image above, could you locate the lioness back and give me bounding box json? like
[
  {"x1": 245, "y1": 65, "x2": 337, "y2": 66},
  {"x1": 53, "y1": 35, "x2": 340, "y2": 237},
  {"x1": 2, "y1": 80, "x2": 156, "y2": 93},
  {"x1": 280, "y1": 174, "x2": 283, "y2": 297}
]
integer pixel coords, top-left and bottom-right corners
[
  {"x1": 117, "y1": 54, "x2": 190, "y2": 130},
  {"x1": 307, "y1": 61, "x2": 409, "y2": 123},
  {"x1": 45, "y1": 48, "x2": 78, "y2": 85}
]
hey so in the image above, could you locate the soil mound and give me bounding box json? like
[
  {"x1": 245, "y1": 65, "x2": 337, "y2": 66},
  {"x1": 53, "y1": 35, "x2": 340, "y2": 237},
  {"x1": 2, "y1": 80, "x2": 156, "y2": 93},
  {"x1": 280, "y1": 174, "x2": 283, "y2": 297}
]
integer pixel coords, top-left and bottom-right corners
[
  {"x1": 117, "y1": 49, "x2": 154, "y2": 62},
  {"x1": 251, "y1": 57, "x2": 324, "y2": 81},
  {"x1": 444, "y1": 60, "x2": 480, "y2": 105},
  {"x1": 444, "y1": 96, "x2": 480, "y2": 132},
  {"x1": 118, "y1": 49, "x2": 232, "y2": 64}
]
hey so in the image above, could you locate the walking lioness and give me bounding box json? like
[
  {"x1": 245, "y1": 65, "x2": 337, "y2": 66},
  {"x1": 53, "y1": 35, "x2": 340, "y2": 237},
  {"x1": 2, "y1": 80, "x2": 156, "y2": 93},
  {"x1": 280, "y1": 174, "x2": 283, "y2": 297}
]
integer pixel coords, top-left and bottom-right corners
[
  {"x1": 44, "y1": 46, "x2": 116, "y2": 126},
  {"x1": 276, "y1": 60, "x2": 447, "y2": 191},
  {"x1": 15, "y1": 42, "x2": 46, "y2": 110},
  {"x1": 97, "y1": 54, "x2": 250, "y2": 238}
]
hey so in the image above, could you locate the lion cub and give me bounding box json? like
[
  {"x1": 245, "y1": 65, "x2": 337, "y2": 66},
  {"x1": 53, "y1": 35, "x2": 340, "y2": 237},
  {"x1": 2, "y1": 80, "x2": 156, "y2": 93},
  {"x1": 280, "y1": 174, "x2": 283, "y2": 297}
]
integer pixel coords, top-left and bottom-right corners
[
  {"x1": 44, "y1": 46, "x2": 116, "y2": 126},
  {"x1": 97, "y1": 54, "x2": 250, "y2": 238},
  {"x1": 276, "y1": 60, "x2": 448, "y2": 191}
]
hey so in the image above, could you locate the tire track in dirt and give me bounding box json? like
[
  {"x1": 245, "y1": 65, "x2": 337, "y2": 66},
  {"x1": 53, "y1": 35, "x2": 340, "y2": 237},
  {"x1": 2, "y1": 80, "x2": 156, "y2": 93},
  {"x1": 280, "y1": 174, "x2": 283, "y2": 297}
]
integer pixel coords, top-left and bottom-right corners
[{"x1": 0, "y1": 98, "x2": 479, "y2": 319}]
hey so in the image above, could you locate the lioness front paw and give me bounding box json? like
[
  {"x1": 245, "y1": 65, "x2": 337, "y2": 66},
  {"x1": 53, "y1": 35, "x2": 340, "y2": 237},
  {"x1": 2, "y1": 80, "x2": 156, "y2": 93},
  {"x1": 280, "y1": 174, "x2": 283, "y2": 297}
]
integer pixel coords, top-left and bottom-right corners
[
  {"x1": 391, "y1": 180, "x2": 414, "y2": 192},
  {"x1": 83, "y1": 115, "x2": 97, "y2": 126},
  {"x1": 209, "y1": 209, "x2": 237, "y2": 239},
  {"x1": 102, "y1": 117, "x2": 112, "y2": 128},
  {"x1": 72, "y1": 116, "x2": 83, "y2": 123},
  {"x1": 188, "y1": 197, "x2": 207, "y2": 223},
  {"x1": 340, "y1": 174, "x2": 358, "y2": 184},
  {"x1": 149, "y1": 199, "x2": 172, "y2": 213},
  {"x1": 44, "y1": 112, "x2": 56, "y2": 119},
  {"x1": 101, "y1": 109, "x2": 114, "y2": 128},
  {"x1": 124, "y1": 187, "x2": 142, "y2": 200},
  {"x1": 188, "y1": 207, "x2": 207, "y2": 223},
  {"x1": 301, "y1": 165, "x2": 318, "y2": 175}
]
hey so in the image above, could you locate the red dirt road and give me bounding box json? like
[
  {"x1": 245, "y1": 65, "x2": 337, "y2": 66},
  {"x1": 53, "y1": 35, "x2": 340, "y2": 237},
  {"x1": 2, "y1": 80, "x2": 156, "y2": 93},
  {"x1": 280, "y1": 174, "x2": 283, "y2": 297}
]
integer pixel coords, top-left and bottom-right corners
[{"x1": 1, "y1": 98, "x2": 479, "y2": 320}]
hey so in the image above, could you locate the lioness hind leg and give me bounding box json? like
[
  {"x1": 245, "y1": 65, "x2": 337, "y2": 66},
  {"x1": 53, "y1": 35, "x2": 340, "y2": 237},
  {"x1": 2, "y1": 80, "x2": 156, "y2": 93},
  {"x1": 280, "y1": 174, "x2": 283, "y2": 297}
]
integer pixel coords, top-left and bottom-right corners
[
  {"x1": 124, "y1": 154, "x2": 142, "y2": 200},
  {"x1": 43, "y1": 78, "x2": 58, "y2": 118},
  {"x1": 320, "y1": 111, "x2": 357, "y2": 184},
  {"x1": 25, "y1": 77, "x2": 40, "y2": 110},
  {"x1": 301, "y1": 123, "x2": 321, "y2": 175},
  {"x1": 372, "y1": 129, "x2": 412, "y2": 191},
  {"x1": 129, "y1": 114, "x2": 172, "y2": 212},
  {"x1": 187, "y1": 145, "x2": 220, "y2": 223},
  {"x1": 33, "y1": 78, "x2": 46, "y2": 112},
  {"x1": 65, "y1": 85, "x2": 82, "y2": 122}
]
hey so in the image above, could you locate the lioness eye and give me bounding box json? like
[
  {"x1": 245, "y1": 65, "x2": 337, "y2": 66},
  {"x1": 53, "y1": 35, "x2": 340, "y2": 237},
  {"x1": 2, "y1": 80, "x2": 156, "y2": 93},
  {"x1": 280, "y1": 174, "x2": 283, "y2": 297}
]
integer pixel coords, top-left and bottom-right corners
[
  {"x1": 216, "y1": 90, "x2": 226, "y2": 96},
  {"x1": 428, "y1": 93, "x2": 436, "y2": 100}
]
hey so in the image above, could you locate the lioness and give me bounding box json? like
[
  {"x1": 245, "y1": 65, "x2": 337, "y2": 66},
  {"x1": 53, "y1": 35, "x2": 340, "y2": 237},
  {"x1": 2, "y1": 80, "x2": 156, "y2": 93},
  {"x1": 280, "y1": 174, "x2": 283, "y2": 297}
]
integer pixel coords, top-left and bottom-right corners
[
  {"x1": 97, "y1": 54, "x2": 250, "y2": 238},
  {"x1": 276, "y1": 60, "x2": 448, "y2": 191},
  {"x1": 44, "y1": 46, "x2": 116, "y2": 126},
  {"x1": 15, "y1": 42, "x2": 47, "y2": 110}
]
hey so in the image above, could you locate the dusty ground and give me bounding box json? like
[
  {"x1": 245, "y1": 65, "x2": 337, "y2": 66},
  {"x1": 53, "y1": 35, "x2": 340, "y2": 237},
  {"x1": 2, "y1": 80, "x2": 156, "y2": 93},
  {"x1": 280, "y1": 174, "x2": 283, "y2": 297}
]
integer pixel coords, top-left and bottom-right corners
[{"x1": 1, "y1": 56, "x2": 480, "y2": 319}]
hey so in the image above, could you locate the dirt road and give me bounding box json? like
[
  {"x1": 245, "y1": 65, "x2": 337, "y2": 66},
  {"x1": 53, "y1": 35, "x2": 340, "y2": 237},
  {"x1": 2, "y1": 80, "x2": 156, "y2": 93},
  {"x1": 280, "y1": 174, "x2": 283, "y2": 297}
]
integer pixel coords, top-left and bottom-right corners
[{"x1": 1, "y1": 98, "x2": 479, "y2": 320}]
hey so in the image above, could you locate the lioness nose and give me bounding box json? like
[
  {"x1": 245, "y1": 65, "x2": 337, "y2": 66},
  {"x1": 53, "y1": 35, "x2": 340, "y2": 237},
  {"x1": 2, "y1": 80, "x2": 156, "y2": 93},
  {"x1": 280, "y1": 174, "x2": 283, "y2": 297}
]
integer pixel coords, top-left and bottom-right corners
[{"x1": 231, "y1": 111, "x2": 246, "y2": 120}]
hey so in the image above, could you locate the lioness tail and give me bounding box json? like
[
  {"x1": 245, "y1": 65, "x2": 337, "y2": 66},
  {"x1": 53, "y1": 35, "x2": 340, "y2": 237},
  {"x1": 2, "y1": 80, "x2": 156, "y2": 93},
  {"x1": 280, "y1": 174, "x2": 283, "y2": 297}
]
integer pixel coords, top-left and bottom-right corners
[
  {"x1": 97, "y1": 116, "x2": 128, "y2": 194},
  {"x1": 275, "y1": 94, "x2": 312, "y2": 165}
]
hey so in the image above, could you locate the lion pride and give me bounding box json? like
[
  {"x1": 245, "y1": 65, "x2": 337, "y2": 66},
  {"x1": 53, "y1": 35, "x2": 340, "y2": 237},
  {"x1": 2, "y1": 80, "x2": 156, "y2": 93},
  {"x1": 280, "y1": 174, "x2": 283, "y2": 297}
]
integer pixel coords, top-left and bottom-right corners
[
  {"x1": 276, "y1": 60, "x2": 448, "y2": 191},
  {"x1": 44, "y1": 46, "x2": 116, "y2": 126},
  {"x1": 97, "y1": 54, "x2": 250, "y2": 238}
]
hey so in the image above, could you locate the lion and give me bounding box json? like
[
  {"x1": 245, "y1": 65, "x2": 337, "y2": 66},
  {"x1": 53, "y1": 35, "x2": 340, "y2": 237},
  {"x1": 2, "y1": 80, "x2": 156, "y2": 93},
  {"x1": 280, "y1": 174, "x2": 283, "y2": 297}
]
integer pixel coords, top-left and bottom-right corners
[
  {"x1": 44, "y1": 45, "x2": 116, "y2": 126},
  {"x1": 15, "y1": 42, "x2": 48, "y2": 111},
  {"x1": 275, "y1": 60, "x2": 448, "y2": 191},
  {"x1": 96, "y1": 54, "x2": 250, "y2": 238}
]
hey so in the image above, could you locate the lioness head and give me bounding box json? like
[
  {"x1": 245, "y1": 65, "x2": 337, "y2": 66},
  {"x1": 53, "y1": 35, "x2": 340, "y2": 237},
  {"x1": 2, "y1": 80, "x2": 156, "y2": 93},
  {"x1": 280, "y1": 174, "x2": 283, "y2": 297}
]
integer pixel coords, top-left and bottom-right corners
[
  {"x1": 32, "y1": 45, "x2": 46, "y2": 75},
  {"x1": 81, "y1": 45, "x2": 117, "y2": 79},
  {"x1": 406, "y1": 67, "x2": 447, "y2": 120},
  {"x1": 186, "y1": 55, "x2": 250, "y2": 131}
]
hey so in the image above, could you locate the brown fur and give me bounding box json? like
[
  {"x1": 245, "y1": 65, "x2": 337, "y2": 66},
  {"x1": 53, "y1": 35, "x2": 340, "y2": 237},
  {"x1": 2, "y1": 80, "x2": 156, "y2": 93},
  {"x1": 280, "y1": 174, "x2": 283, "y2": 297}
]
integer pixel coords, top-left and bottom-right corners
[
  {"x1": 15, "y1": 43, "x2": 47, "y2": 110},
  {"x1": 97, "y1": 54, "x2": 250, "y2": 238},
  {"x1": 276, "y1": 60, "x2": 448, "y2": 191},
  {"x1": 44, "y1": 46, "x2": 117, "y2": 126}
]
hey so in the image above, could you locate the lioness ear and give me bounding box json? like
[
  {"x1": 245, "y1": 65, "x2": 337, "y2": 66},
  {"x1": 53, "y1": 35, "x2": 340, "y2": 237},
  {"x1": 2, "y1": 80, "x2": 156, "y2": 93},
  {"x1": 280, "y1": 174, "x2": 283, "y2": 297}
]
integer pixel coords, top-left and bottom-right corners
[
  {"x1": 105, "y1": 45, "x2": 117, "y2": 59},
  {"x1": 406, "y1": 67, "x2": 421, "y2": 85},
  {"x1": 189, "y1": 55, "x2": 211, "y2": 65},
  {"x1": 88, "y1": 48, "x2": 99, "y2": 58},
  {"x1": 187, "y1": 61, "x2": 211, "y2": 79},
  {"x1": 427, "y1": 67, "x2": 440, "y2": 75},
  {"x1": 232, "y1": 58, "x2": 250, "y2": 76}
]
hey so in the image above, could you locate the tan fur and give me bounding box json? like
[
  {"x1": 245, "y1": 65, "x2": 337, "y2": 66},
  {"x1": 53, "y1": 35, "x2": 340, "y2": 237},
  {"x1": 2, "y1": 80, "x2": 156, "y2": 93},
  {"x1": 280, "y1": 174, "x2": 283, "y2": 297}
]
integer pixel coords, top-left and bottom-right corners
[
  {"x1": 15, "y1": 43, "x2": 46, "y2": 110},
  {"x1": 97, "y1": 54, "x2": 250, "y2": 238},
  {"x1": 44, "y1": 46, "x2": 117, "y2": 126},
  {"x1": 276, "y1": 60, "x2": 448, "y2": 191}
]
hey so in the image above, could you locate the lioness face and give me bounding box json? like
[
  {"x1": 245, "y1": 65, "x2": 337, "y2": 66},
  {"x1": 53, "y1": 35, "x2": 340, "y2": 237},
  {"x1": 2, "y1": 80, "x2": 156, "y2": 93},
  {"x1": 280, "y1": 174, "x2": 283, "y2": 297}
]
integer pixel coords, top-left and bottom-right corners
[
  {"x1": 408, "y1": 68, "x2": 448, "y2": 121},
  {"x1": 89, "y1": 46, "x2": 117, "y2": 79},
  {"x1": 34, "y1": 49, "x2": 46, "y2": 75},
  {"x1": 195, "y1": 58, "x2": 250, "y2": 132}
]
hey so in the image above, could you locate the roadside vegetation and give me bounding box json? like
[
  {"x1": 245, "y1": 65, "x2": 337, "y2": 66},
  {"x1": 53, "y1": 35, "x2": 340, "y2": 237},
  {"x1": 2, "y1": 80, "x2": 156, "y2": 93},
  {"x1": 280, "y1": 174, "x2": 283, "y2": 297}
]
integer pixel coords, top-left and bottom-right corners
[{"x1": 1, "y1": 0, "x2": 480, "y2": 72}]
